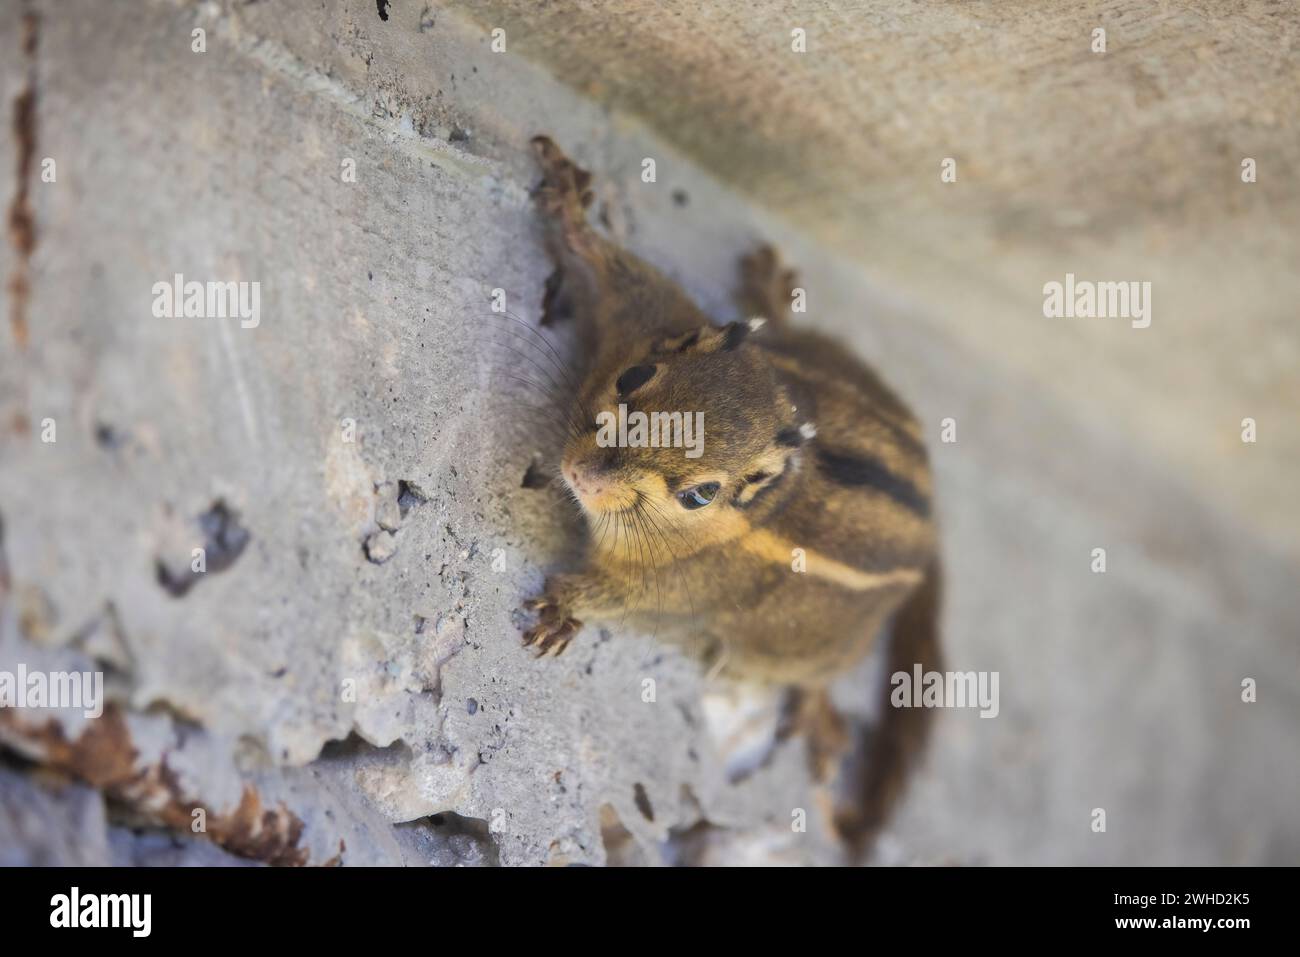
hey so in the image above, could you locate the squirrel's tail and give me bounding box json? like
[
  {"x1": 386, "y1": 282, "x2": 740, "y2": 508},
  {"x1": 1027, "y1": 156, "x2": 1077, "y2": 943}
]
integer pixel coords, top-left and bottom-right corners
[{"x1": 834, "y1": 559, "x2": 944, "y2": 858}]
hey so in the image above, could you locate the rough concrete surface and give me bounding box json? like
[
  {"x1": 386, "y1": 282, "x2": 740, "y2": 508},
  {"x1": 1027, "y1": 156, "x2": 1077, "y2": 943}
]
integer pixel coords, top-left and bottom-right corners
[{"x1": 0, "y1": 0, "x2": 1296, "y2": 866}]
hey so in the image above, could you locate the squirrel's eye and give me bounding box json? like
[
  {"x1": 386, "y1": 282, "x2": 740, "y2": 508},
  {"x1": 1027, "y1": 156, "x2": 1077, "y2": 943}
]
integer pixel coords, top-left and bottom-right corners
[
  {"x1": 616, "y1": 364, "x2": 657, "y2": 397},
  {"x1": 677, "y1": 482, "x2": 720, "y2": 510}
]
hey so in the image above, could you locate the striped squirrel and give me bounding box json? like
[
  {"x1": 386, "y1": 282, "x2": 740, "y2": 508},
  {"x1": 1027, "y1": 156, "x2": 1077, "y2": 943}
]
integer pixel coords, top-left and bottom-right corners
[{"x1": 520, "y1": 136, "x2": 943, "y2": 850}]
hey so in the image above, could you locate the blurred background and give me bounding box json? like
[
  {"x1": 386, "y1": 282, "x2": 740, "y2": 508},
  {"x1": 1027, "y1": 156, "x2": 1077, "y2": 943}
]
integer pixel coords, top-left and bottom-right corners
[{"x1": 1, "y1": 0, "x2": 1296, "y2": 865}]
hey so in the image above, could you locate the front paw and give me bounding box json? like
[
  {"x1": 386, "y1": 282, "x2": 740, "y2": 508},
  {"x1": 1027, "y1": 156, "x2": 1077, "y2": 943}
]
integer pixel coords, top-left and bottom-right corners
[
  {"x1": 520, "y1": 593, "x2": 584, "y2": 657},
  {"x1": 530, "y1": 136, "x2": 594, "y2": 213},
  {"x1": 738, "y1": 244, "x2": 799, "y2": 322}
]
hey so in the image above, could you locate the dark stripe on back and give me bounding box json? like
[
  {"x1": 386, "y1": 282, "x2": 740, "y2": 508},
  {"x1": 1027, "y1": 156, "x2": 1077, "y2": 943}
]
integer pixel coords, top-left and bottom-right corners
[
  {"x1": 755, "y1": 339, "x2": 927, "y2": 458},
  {"x1": 863, "y1": 410, "x2": 928, "y2": 461},
  {"x1": 815, "y1": 448, "x2": 931, "y2": 517}
]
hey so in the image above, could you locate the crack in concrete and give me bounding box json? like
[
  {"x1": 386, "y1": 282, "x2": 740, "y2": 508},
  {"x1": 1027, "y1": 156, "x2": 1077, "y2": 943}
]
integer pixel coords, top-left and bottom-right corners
[
  {"x1": 185, "y1": 0, "x2": 501, "y2": 186},
  {"x1": 6, "y1": 10, "x2": 38, "y2": 350}
]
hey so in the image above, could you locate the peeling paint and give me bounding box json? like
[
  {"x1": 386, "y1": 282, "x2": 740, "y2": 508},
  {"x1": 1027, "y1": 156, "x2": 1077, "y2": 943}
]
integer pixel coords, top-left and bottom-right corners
[{"x1": 0, "y1": 706, "x2": 310, "y2": 866}]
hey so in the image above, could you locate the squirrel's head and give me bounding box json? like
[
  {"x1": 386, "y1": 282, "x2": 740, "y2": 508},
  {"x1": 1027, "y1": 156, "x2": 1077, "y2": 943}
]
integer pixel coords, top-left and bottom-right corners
[{"x1": 561, "y1": 319, "x2": 811, "y2": 555}]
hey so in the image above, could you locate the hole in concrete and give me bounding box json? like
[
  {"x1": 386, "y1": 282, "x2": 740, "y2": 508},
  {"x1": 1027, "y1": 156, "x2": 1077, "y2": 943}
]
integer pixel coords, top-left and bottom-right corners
[
  {"x1": 197, "y1": 501, "x2": 250, "y2": 569},
  {"x1": 399, "y1": 811, "x2": 499, "y2": 866},
  {"x1": 156, "y1": 500, "x2": 250, "y2": 597},
  {"x1": 94, "y1": 421, "x2": 125, "y2": 450},
  {"x1": 376, "y1": 0, "x2": 390, "y2": 22},
  {"x1": 632, "y1": 782, "x2": 654, "y2": 822},
  {"x1": 316, "y1": 731, "x2": 394, "y2": 762},
  {"x1": 520, "y1": 461, "x2": 548, "y2": 489},
  {"x1": 672, "y1": 188, "x2": 689, "y2": 207},
  {"x1": 397, "y1": 479, "x2": 429, "y2": 517}
]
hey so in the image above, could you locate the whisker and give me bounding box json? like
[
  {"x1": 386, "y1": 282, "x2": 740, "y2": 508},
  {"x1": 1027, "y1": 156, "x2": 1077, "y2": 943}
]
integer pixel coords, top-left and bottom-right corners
[
  {"x1": 630, "y1": 498, "x2": 665, "y2": 644},
  {"x1": 483, "y1": 310, "x2": 599, "y2": 428},
  {"x1": 495, "y1": 372, "x2": 587, "y2": 441},
  {"x1": 637, "y1": 495, "x2": 702, "y2": 635},
  {"x1": 492, "y1": 363, "x2": 587, "y2": 441},
  {"x1": 486, "y1": 331, "x2": 592, "y2": 435}
]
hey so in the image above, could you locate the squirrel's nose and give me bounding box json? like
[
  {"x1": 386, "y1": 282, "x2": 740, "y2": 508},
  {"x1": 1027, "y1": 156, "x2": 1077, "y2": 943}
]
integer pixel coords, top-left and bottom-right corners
[
  {"x1": 563, "y1": 457, "x2": 612, "y2": 498},
  {"x1": 564, "y1": 462, "x2": 605, "y2": 497}
]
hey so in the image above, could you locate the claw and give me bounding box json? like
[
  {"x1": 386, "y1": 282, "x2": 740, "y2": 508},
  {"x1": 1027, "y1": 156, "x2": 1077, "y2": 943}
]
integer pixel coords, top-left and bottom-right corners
[
  {"x1": 538, "y1": 637, "x2": 570, "y2": 657},
  {"x1": 521, "y1": 611, "x2": 582, "y2": 658},
  {"x1": 535, "y1": 618, "x2": 578, "y2": 657}
]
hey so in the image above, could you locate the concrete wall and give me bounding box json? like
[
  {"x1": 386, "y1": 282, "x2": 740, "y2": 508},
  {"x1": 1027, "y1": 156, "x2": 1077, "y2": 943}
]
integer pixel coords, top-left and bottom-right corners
[{"x1": 0, "y1": 0, "x2": 1296, "y2": 865}]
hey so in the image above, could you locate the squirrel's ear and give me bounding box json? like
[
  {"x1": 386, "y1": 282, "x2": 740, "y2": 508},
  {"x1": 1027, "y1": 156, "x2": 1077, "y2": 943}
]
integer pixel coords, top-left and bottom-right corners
[
  {"x1": 664, "y1": 318, "x2": 765, "y2": 355},
  {"x1": 657, "y1": 328, "x2": 702, "y2": 353},
  {"x1": 776, "y1": 421, "x2": 817, "y2": 448}
]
